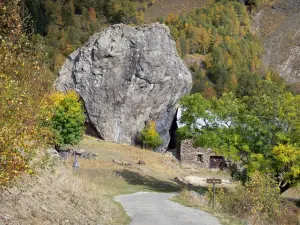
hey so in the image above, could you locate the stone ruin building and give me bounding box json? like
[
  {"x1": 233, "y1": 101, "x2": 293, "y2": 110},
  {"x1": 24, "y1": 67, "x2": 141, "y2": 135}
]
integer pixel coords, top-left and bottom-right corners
[{"x1": 174, "y1": 139, "x2": 226, "y2": 169}]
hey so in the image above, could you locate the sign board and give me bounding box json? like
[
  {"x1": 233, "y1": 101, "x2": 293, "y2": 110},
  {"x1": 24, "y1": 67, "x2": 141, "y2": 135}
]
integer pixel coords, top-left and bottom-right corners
[
  {"x1": 206, "y1": 178, "x2": 222, "y2": 184},
  {"x1": 206, "y1": 178, "x2": 222, "y2": 209}
]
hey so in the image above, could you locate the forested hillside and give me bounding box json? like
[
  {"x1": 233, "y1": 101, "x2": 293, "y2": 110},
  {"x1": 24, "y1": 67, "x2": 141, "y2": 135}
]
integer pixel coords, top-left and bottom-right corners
[
  {"x1": 24, "y1": 0, "x2": 133, "y2": 72},
  {"x1": 164, "y1": 1, "x2": 263, "y2": 97},
  {"x1": 1, "y1": 0, "x2": 299, "y2": 224}
]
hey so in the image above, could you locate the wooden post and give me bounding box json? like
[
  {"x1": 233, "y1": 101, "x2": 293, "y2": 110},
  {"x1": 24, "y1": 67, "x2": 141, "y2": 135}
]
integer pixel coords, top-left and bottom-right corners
[
  {"x1": 206, "y1": 177, "x2": 221, "y2": 210},
  {"x1": 212, "y1": 182, "x2": 215, "y2": 209}
]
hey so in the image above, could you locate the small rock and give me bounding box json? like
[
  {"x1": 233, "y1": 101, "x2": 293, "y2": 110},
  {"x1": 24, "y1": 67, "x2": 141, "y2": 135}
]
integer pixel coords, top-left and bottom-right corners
[
  {"x1": 58, "y1": 151, "x2": 70, "y2": 160},
  {"x1": 31, "y1": 210, "x2": 38, "y2": 218},
  {"x1": 47, "y1": 148, "x2": 60, "y2": 158},
  {"x1": 174, "y1": 177, "x2": 183, "y2": 182},
  {"x1": 41, "y1": 205, "x2": 48, "y2": 212},
  {"x1": 122, "y1": 161, "x2": 132, "y2": 166},
  {"x1": 2, "y1": 214, "x2": 11, "y2": 220},
  {"x1": 112, "y1": 159, "x2": 122, "y2": 165},
  {"x1": 8, "y1": 186, "x2": 20, "y2": 196},
  {"x1": 75, "y1": 149, "x2": 86, "y2": 154},
  {"x1": 137, "y1": 160, "x2": 146, "y2": 165},
  {"x1": 164, "y1": 152, "x2": 175, "y2": 158}
]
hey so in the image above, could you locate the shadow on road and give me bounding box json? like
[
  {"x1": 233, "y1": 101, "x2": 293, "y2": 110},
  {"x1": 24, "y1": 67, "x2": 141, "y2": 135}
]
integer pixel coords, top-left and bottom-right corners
[
  {"x1": 114, "y1": 169, "x2": 209, "y2": 194},
  {"x1": 115, "y1": 169, "x2": 181, "y2": 192}
]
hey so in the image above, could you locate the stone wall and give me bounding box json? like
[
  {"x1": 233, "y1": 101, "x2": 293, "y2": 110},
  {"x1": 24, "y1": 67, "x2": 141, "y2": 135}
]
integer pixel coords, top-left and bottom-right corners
[{"x1": 180, "y1": 139, "x2": 217, "y2": 168}]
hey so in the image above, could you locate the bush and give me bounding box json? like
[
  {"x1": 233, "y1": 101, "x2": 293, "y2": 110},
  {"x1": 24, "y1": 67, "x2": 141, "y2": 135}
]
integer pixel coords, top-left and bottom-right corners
[
  {"x1": 211, "y1": 172, "x2": 281, "y2": 224},
  {"x1": 40, "y1": 91, "x2": 85, "y2": 150},
  {"x1": 140, "y1": 120, "x2": 163, "y2": 149}
]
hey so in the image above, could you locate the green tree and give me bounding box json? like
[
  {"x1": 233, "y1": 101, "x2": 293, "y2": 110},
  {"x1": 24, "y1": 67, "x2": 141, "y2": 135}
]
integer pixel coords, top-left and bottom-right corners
[
  {"x1": 273, "y1": 144, "x2": 300, "y2": 192},
  {"x1": 25, "y1": 0, "x2": 48, "y2": 35},
  {"x1": 178, "y1": 81, "x2": 300, "y2": 192},
  {"x1": 107, "y1": 0, "x2": 136, "y2": 24},
  {"x1": 41, "y1": 91, "x2": 85, "y2": 150},
  {"x1": 62, "y1": 0, "x2": 75, "y2": 27}
]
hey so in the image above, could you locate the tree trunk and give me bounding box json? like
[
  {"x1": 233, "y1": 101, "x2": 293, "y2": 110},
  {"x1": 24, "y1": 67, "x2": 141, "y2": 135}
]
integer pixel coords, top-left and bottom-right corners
[{"x1": 55, "y1": 144, "x2": 60, "y2": 151}]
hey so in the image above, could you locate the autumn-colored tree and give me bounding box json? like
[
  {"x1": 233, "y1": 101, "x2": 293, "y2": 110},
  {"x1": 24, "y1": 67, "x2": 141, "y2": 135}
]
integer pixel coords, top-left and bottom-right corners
[
  {"x1": 140, "y1": 121, "x2": 163, "y2": 150},
  {"x1": 135, "y1": 9, "x2": 145, "y2": 24},
  {"x1": 0, "y1": 0, "x2": 54, "y2": 184},
  {"x1": 214, "y1": 172, "x2": 281, "y2": 222},
  {"x1": 40, "y1": 91, "x2": 85, "y2": 150},
  {"x1": 88, "y1": 7, "x2": 97, "y2": 21}
]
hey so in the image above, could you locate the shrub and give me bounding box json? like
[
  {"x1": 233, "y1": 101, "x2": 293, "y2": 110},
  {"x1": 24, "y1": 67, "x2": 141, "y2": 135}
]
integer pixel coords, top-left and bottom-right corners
[
  {"x1": 0, "y1": 0, "x2": 54, "y2": 185},
  {"x1": 140, "y1": 120, "x2": 163, "y2": 149},
  {"x1": 40, "y1": 91, "x2": 85, "y2": 150},
  {"x1": 210, "y1": 172, "x2": 281, "y2": 223}
]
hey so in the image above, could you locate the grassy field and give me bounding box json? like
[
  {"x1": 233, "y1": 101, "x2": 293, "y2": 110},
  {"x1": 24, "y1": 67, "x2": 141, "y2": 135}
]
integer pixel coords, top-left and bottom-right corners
[
  {"x1": 0, "y1": 136, "x2": 187, "y2": 224},
  {"x1": 144, "y1": 0, "x2": 210, "y2": 22},
  {"x1": 0, "y1": 135, "x2": 233, "y2": 225},
  {"x1": 71, "y1": 136, "x2": 186, "y2": 196}
]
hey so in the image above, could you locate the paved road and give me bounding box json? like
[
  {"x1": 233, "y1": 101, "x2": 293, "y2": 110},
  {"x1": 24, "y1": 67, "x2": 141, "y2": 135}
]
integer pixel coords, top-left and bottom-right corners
[{"x1": 114, "y1": 192, "x2": 221, "y2": 225}]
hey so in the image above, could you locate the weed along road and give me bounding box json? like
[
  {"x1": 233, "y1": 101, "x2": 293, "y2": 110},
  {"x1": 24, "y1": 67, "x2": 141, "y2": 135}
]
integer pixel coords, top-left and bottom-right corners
[{"x1": 115, "y1": 192, "x2": 221, "y2": 225}]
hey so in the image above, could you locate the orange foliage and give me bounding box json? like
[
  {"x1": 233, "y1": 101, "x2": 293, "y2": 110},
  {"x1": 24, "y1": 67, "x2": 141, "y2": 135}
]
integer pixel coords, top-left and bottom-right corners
[{"x1": 88, "y1": 7, "x2": 97, "y2": 21}]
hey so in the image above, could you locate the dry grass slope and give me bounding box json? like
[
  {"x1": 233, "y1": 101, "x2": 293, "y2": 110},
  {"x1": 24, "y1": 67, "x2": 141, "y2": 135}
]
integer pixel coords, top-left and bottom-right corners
[{"x1": 0, "y1": 136, "x2": 189, "y2": 225}]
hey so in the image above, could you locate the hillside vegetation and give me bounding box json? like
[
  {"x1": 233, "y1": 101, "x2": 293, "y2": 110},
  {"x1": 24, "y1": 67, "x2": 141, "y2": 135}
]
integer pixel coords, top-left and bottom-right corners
[
  {"x1": 163, "y1": 1, "x2": 264, "y2": 97},
  {"x1": 144, "y1": 0, "x2": 210, "y2": 22},
  {"x1": 0, "y1": 0, "x2": 299, "y2": 224},
  {"x1": 252, "y1": 0, "x2": 300, "y2": 90},
  {"x1": 0, "y1": 136, "x2": 228, "y2": 224}
]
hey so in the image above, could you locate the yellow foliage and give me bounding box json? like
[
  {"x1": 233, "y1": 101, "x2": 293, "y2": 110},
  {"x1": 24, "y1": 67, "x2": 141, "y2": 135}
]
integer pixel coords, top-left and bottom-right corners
[
  {"x1": 135, "y1": 10, "x2": 145, "y2": 24},
  {"x1": 148, "y1": 121, "x2": 158, "y2": 137},
  {"x1": 41, "y1": 91, "x2": 80, "y2": 120},
  {"x1": 0, "y1": 1, "x2": 54, "y2": 184},
  {"x1": 212, "y1": 172, "x2": 281, "y2": 223},
  {"x1": 266, "y1": 71, "x2": 272, "y2": 81},
  {"x1": 140, "y1": 120, "x2": 163, "y2": 149},
  {"x1": 40, "y1": 90, "x2": 85, "y2": 148},
  {"x1": 165, "y1": 13, "x2": 179, "y2": 25}
]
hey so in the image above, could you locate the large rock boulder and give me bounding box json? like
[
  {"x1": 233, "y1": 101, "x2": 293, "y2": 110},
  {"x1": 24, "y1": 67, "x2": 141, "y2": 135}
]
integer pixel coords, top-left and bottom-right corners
[{"x1": 56, "y1": 23, "x2": 192, "y2": 151}]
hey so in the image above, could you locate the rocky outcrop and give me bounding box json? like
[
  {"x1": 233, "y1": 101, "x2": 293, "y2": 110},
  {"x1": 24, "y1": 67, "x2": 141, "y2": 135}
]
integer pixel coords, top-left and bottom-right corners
[
  {"x1": 252, "y1": 0, "x2": 300, "y2": 83},
  {"x1": 56, "y1": 23, "x2": 192, "y2": 151}
]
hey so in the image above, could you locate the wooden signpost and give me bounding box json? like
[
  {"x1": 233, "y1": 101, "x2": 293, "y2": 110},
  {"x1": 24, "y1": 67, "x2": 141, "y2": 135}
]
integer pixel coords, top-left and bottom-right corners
[{"x1": 206, "y1": 178, "x2": 222, "y2": 209}]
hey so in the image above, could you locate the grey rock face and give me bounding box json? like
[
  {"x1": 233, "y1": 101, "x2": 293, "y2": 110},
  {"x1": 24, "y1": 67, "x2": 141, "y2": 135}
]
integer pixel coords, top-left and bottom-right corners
[
  {"x1": 252, "y1": 0, "x2": 300, "y2": 83},
  {"x1": 56, "y1": 23, "x2": 192, "y2": 151}
]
